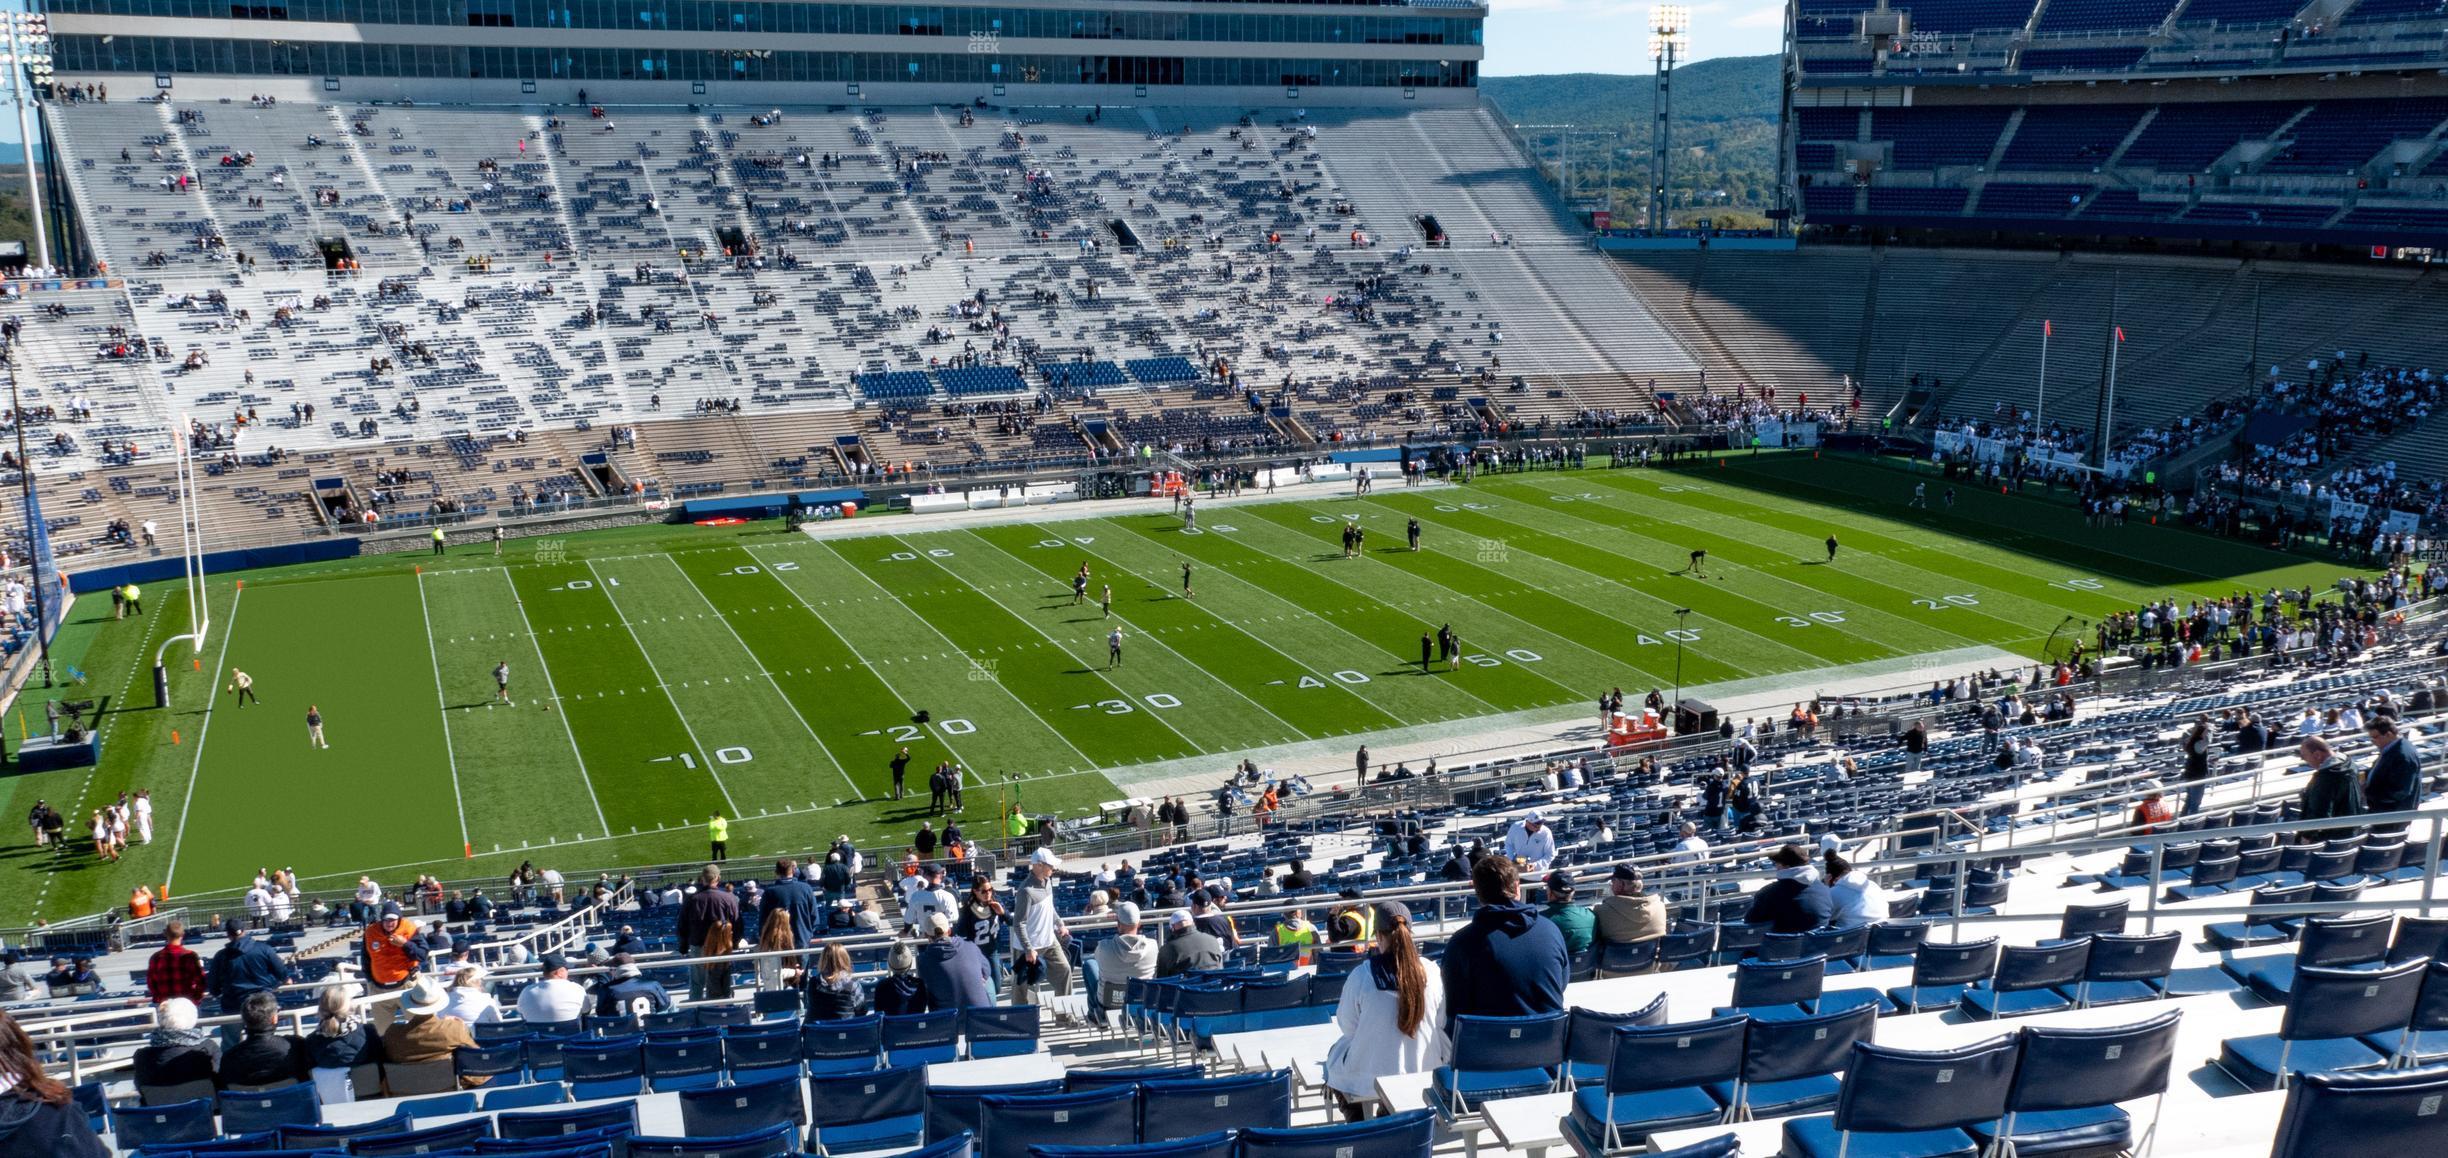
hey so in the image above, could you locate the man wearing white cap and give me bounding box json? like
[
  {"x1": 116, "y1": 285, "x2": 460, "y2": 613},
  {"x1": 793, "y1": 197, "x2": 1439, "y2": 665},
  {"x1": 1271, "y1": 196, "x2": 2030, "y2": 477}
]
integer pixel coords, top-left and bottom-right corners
[
  {"x1": 1503, "y1": 812, "x2": 1556, "y2": 871},
  {"x1": 1010, "y1": 847, "x2": 1073, "y2": 999}
]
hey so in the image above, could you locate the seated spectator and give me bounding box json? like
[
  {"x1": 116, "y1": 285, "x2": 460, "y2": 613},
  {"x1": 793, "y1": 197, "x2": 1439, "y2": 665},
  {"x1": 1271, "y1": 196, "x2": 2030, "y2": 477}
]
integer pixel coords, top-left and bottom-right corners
[
  {"x1": 1824, "y1": 852, "x2": 1882, "y2": 930},
  {"x1": 1539, "y1": 870, "x2": 1595, "y2": 955},
  {"x1": 1092, "y1": 902, "x2": 1158, "y2": 1009},
  {"x1": 439, "y1": 965, "x2": 500, "y2": 1024},
  {"x1": 1322, "y1": 902, "x2": 1448, "y2": 1122},
  {"x1": 1280, "y1": 859, "x2": 1316, "y2": 891},
  {"x1": 380, "y1": 977, "x2": 481, "y2": 1087},
  {"x1": 803, "y1": 943, "x2": 862, "y2": 1021},
  {"x1": 872, "y1": 943, "x2": 928, "y2": 1017},
  {"x1": 915, "y1": 912, "x2": 996, "y2": 1010},
  {"x1": 132, "y1": 997, "x2": 219, "y2": 1090},
  {"x1": 217, "y1": 991, "x2": 304, "y2": 1089},
  {"x1": 1743, "y1": 844, "x2": 1832, "y2": 934},
  {"x1": 1592, "y1": 864, "x2": 1667, "y2": 950},
  {"x1": 1503, "y1": 812, "x2": 1557, "y2": 871},
  {"x1": 0, "y1": 1009, "x2": 108, "y2": 1157},
  {"x1": 515, "y1": 952, "x2": 589, "y2": 1025},
  {"x1": 0, "y1": 951, "x2": 38, "y2": 1005},
  {"x1": 592, "y1": 953, "x2": 672, "y2": 1019},
  {"x1": 1156, "y1": 909, "x2": 1226, "y2": 977},
  {"x1": 301, "y1": 985, "x2": 382, "y2": 1105},
  {"x1": 1440, "y1": 856, "x2": 1567, "y2": 1023}
]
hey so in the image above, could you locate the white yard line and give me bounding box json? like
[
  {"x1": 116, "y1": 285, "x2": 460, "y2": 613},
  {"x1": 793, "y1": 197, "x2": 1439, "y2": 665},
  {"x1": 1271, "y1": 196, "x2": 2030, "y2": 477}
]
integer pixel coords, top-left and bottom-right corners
[
  {"x1": 957, "y1": 527, "x2": 1317, "y2": 745},
  {"x1": 739, "y1": 536, "x2": 1096, "y2": 773},
  {"x1": 413, "y1": 570, "x2": 475, "y2": 854},
  {"x1": 655, "y1": 553, "x2": 867, "y2": 803},
  {"x1": 582, "y1": 559, "x2": 743, "y2": 816},
  {"x1": 163, "y1": 584, "x2": 243, "y2": 893},
  {"x1": 495, "y1": 567, "x2": 614, "y2": 837}
]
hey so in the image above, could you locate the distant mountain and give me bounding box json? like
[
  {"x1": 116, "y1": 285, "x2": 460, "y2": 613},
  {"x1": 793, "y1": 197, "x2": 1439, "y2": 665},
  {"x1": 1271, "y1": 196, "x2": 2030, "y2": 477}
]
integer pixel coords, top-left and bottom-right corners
[
  {"x1": 0, "y1": 141, "x2": 30, "y2": 166},
  {"x1": 1480, "y1": 57, "x2": 1784, "y2": 223}
]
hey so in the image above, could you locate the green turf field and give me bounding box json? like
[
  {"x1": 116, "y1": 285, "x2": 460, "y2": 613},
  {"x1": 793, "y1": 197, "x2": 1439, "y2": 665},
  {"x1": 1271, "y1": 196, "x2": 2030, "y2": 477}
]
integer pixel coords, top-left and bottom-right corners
[{"x1": 0, "y1": 453, "x2": 2355, "y2": 921}]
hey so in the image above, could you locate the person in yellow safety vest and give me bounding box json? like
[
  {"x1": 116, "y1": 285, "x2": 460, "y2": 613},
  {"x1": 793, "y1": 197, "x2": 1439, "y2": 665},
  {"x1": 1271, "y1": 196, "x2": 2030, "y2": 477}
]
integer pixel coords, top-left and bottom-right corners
[
  {"x1": 123, "y1": 584, "x2": 143, "y2": 616},
  {"x1": 1328, "y1": 893, "x2": 1375, "y2": 946},
  {"x1": 1007, "y1": 806, "x2": 1030, "y2": 841},
  {"x1": 431, "y1": 527, "x2": 447, "y2": 556},
  {"x1": 1274, "y1": 907, "x2": 1317, "y2": 948},
  {"x1": 707, "y1": 813, "x2": 729, "y2": 861}
]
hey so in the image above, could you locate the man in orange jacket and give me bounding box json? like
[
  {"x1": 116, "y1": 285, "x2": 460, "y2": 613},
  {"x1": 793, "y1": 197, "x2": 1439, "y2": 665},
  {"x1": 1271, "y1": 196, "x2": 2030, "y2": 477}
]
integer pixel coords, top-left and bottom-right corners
[{"x1": 360, "y1": 901, "x2": 427, "y2": 993}]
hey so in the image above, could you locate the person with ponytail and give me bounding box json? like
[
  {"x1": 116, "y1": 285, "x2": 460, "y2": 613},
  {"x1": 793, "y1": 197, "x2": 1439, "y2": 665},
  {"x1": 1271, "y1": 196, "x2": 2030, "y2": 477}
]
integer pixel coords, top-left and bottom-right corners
[
  {"x1": 0, "y1": 1010, "x2": 108, "y2": 1157},
  {"x1": 1322, "y1": 901, "x2": 1448, "y2": 1121}
]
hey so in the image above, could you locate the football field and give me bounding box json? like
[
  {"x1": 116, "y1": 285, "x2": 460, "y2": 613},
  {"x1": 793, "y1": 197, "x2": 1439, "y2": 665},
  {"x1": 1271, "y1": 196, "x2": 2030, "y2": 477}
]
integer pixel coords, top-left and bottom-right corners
[{"x1": 4, "y1": 453, "x2": 2351, "y2": 919}]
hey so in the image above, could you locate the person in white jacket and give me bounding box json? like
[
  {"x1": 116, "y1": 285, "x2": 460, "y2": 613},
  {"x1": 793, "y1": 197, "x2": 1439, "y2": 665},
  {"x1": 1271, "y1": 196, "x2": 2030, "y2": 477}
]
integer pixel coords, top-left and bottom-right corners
[{"x1": 1323, "y1": 901, "x2": 1450, "y2": 1120}]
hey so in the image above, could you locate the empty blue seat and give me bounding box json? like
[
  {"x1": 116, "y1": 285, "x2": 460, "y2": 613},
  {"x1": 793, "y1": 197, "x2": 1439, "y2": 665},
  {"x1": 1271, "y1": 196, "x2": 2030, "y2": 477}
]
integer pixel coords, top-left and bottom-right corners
[
  {"x1": 1970, "y1": 1009, "x2": 2180, "y2": 1157},
  {"x1": 1240, "y1": 1108, "x2": 1434, "y2": 1158},
  {"x1": 1563, "y1": 996, "x2": 1667, "y2": 1086},
  {"x1": 2072, "y1": 931, "x2": 2180, "y2": 1007},
  {"x1": 394, "y1": 1090, "x2": 479, "y2": 1120},
  {"x1": 1781, "y1": 1037, "x2": 2019, "y2": 1158},
  {"x1": 629, "y1": 1120, "x2": 797, "y2": 1158},
  {"x1": 1140, "y1": 1069, "x2": 1292, "y2": 1140},
  {"x1": 1564, "y1": 1014, "x2": 1744, "y2": 1152},
  {"x1": 1715, "y1": 1003, "x2": 1876, "y2": 1120},
  {"x1": 645, "y1": 1028, "x2": 727, "y2": 1091},
  {"x1": 1862, "y1": 922, "x2": 1928, "y2": 971},
  {"x1": 885, "y1": 1010, "x2": 961, "y2": 1067},
  {"x1": 2268, "y1": 1063, "x2": 2448, "y2": 1157},
  {"x1": 561, "y1": 1033, "x2": 646, "y2": 1100},
  {"x1": 1960, "y1": 939, "x2": 2089, "y2": 1019},
  {"x1": 2203, "y1": 883, "x2": 2311, "y2": 950},
  {"x1": 216, "y1": 1082, "x2": 320, "y2": 1134},
  {"x1": 111, "y1": 1098, "x2": 217, "y2": 1151},
  {"x1": 727, "y1": 1024, "x2": 805, "y2": 1082},
  {"x1": 809, "y1": 1064, "x2": 929, "y2": 1155},
  {"x1": 965, "y1": 1005, "x2": 1041, "y2": 1060},
  {"x1": 1033, "y1": 1131, "x2": 1235, "y2": 1158},
  {"x1": 275, "y1": 1112, "x2": 412, "y2": 1149},
  {"x1": 1432, "y1": 1011, "x2": 1569, "y2": 1116},
  {"x1": 2219, "y1": 958, "x2": 2426, "y2": 1090},
  {"x1": 978, "y1": 1085, "x2": 1140, "y2": 1158},
  {"x1": 1883, "y1": 938, "x2": 2000, "y2": 1014},
  {"x1": 681, "y1": 1072, "x2": 807, "y2": 1137},
  {"x1": 928, "y1": 1080, "x2": 1065, "y2": 1145},
  {"x1": 1596, "y1": 939, "x2": 1661, "y2": 977},
  {"x1": 480, "y1": 1082, "x2": 569, "y2": 1110},
  {"x1": 2227, "y1": 913, "x2": 2394, "y2": 1002},
  {"x1": 2055, "y1": 901, "x2": 2129, "y2": 941},
  {"x1": 350, "y1": 1118, "x2": 496, "y2": 1156},
  {"x1": 1065, "y1": 1065, "x2": 1203, "y2": 1092},
  {"x1": 1716, "y1": 954, "x2": 1828, "y2": 1021},
  {"x1": 455, "y1": 1039, "x2": 529, "y2": 1087},
  {"x1": 801, "y1": 1016, "x2": 881, "y2": 1074},
  {"x1": 497, "y1": 1099, "x2": 639, "y2": 1141}
]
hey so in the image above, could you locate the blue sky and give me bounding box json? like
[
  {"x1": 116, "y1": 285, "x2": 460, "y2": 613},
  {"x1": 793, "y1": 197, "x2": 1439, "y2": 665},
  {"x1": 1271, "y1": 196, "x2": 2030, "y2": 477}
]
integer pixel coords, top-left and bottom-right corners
[
  {"x1": 0, "y1": 0, "x2": 1780, "y2": 147},
  {"x1": 1484, "y1": 0, "x2": 1786, "y2": 75}
]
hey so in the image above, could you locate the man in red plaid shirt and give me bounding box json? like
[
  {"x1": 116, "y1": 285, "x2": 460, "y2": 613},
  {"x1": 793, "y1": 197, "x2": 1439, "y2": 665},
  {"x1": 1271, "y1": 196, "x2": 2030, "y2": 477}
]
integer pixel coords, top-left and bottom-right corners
[{"x1": 145, "y1": 919, "x2": 206, "y2": 1006}]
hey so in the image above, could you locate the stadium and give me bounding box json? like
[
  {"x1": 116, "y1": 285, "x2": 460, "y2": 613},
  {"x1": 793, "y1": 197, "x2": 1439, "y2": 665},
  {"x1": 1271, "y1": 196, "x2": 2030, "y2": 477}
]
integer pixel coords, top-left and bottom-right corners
[{"x1": 0, "y1": 0, "x2": 2445, "y2": 1152}]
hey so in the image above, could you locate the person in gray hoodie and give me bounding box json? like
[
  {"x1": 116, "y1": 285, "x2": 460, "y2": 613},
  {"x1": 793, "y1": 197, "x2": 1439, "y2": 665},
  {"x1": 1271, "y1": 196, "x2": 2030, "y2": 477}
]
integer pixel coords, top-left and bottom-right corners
[{"x1": 1092, "y1": 902, "x2": 1158, "y2": 1009}]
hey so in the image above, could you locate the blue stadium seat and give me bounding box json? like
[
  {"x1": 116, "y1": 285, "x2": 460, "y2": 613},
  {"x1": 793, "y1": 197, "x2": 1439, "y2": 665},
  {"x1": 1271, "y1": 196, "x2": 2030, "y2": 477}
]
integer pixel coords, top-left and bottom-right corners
[
  {"x1": 927, "y1": 1080, "x2": 1065, "y2": 1146},
  {"x1": 2227, "y1": 913, "x2": 2394, "y2": 1002},
  {"x1": 1563, "y1": 997, "x2": 1668, "y2": 1086},
  {"x1": 455, "y1": 1039, "x2": 529, "y2": 1087},
  {"x1": 2071, "y1": 931, "x2": 2180, "y2": 1006},
  {"x1": 1596, "y1": 939, "x2": 1660, "y2": 977},
  {"x1": 808, "y1": 1064, "x2": 930, "y2": 1155},
  {"x1": 1240, "y1": 1108, "x2": 1435, "y2": 1158},
  {"x1": 1862, "y1": 922, "x2": 1928, "y2": 971},
  {"x1": 964, "y1": 1005, "x2": 1041, "y2": 1059},
  {"x1": 1715, "y1": 1003, "x2": 1876, "y2": 1120},
  {"x1": 1432, "y1": 1011, "x2": 1570, "y2": 1117},
  {"x1": 349, "y1": 1118, "x2": 497, "y2": 1156},
  {"x1": 1647, "y1": 1135, "x2": 1740, "y2": 1158},
  {"x1": 1033, "y1": 1132, "x2": 1235, "y2": 1158},
  {"x1": 1780, "y1": 1037, "x2": 2019, "y2": 1158},
  {"x1": 2218, "y1": 958, "x2": 2426, "y2": 1090},
  {"x1": 480, "y1": 1082, "x2": 569, "y2": 1110},
  {"x1": 275, "y1": 1112, "x2": 412, "y2": 1150},
  {"x1": 1563, "y1": 1014, "x2": 1744, "y2": 1152},
  {"x1": 1140, "y1": 1069, "x2": 1293, "y2": 1140},
  {"x1": 727, "y1": 1024, "x2": 806, "y2": 1082},
  {"x1": 1714, "y1": 954, "x2": 1828, "y2": 1021},
  {"x1": 644, "y1": 1028, "x2": 727, "y2": 1090},
  {"x1": 978, "y1": 1086, "x2": 1140, "y2": 1158},
  {"x1": 2268, "y1": 1063, "x2": 2448, "y2": 1157},
  {"x1": 680, "y1": 1072, "x2": 808, "y2": 1137},
  {"x1": 629, "y1": 1120, "x2": 798, "y2": 1158},
  {"x1": 497, "y1": 1100, "x2": 639, "y2": 1141},
  {"x1": 111, "y1": 1099, "x2": 217, "y2": 1151},
  {"x1": 394, "y1": 1090, "x2": 480, "y2": 1120},
  {"x1": 561, "y1": 1033, "x2": 647, "y2": 1100},
  {"x1": 884, "y1": 1010, "x2": 962, "y2": 1067},
  {"x1": 1065, "y1": 1065, "x2": 1203, "y2": 1092},
  {"x1": 884, "y1": 1133, "x2": 975, "y2": 1158},
  {"x1": 1959, "y1": 939, "x2": 2089, "y2": 1019},
  {"x1": 798, "y1": 1015, "x2": 883, "y2": 1074},
  {"x1": 1971, "y1": 1010, "x2": 2181, "y2": 1157},
  {"x1": 2363, "y1": 958, "x2": 2448, "y2": 1067},
  {"x1": 1883, "y1": 938, "x2": 2000, "y2": 1014},
  {"x1": 216, "y1": 1082, "x2": 321, "y2": 1134}
]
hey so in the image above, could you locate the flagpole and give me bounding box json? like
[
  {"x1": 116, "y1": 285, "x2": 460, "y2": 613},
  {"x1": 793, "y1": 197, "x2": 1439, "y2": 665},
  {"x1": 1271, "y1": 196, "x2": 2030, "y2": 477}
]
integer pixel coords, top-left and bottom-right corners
[{"x1": 2037, "y1": 320, "x2": 2050, "y2": 430}]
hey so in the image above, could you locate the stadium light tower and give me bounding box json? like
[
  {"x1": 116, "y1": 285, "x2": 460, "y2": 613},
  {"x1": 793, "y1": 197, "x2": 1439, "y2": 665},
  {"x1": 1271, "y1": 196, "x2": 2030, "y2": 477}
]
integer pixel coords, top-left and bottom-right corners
[
  {"x1": 0, "y1": 10, "x2": 51, "y2": 270},
  {"x1": 1648, "y1": 5, "x2": 1690, "y2": 233}
]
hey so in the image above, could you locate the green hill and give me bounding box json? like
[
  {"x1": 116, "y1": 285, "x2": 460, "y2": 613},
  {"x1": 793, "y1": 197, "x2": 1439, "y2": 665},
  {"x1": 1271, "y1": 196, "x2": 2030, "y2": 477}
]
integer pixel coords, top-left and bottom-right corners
[{"x1": 1481, "y1": 57, "x2": 1784, "y2": 226}]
